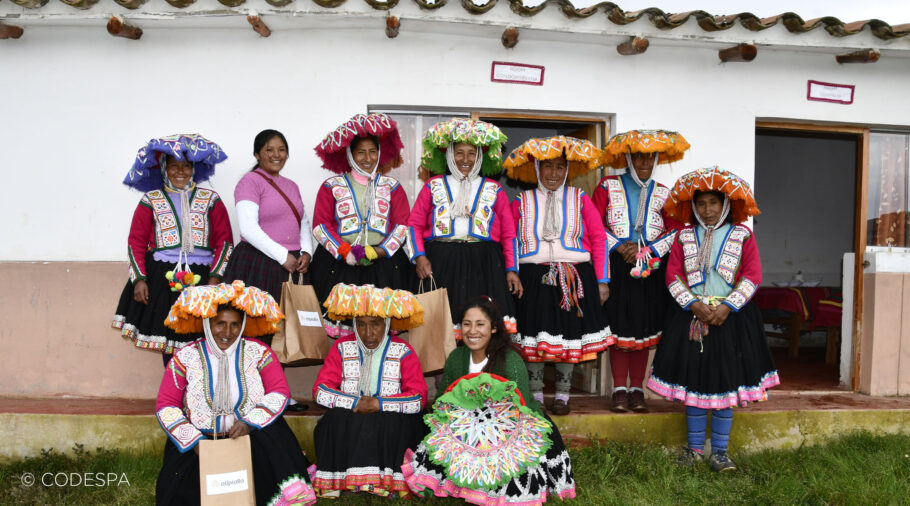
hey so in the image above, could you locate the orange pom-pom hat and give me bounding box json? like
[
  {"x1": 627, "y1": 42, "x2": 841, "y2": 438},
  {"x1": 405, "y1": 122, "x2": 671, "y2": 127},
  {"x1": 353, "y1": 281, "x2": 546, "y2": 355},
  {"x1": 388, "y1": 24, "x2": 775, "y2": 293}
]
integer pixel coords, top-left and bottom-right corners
[
  {"x1": 503, "y1": 136, "x2": 603, "y2": 184},
  {"x1": 164, "y1": 280, "x2": 284, "y2": 337},
  {"x1": 323, "y1": 283, "x2": 424, "y2": 331},
  {"x1": 600, "y1": 129, "x2": 690, "y2": 169},
  {"x1": 665, "y1": 166, "x2": 761, "y2": 225}
]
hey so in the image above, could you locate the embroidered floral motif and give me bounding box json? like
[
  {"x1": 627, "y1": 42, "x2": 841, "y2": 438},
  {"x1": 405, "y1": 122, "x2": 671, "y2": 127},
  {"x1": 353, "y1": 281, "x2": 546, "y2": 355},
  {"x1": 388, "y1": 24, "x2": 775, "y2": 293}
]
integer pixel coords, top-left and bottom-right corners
[{"x1": 669, "y1": 277, "x2": 696, "y2": 308}]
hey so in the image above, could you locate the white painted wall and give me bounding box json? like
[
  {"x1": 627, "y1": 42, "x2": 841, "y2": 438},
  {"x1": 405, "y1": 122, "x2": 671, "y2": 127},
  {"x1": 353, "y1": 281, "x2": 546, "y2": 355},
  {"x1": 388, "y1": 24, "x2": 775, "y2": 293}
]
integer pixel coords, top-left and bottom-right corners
[{"x1": 1, "y1": 12, "x2": 909, "y2": 262}]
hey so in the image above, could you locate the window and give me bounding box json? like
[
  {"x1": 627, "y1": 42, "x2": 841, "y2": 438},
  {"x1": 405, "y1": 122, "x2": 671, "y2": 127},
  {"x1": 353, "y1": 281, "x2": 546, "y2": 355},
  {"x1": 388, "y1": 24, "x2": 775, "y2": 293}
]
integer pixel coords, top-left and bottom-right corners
[{"x1": 868, "y1": 132, "x2": 910, "y2": 247}]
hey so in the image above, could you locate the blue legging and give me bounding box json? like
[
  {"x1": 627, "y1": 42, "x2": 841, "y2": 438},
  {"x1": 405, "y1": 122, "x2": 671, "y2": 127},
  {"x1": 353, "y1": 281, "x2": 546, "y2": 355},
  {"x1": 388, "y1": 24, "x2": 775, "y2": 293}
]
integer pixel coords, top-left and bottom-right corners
[{"x1": 685, "y1": 406, "x2": 733, "y2": 453}]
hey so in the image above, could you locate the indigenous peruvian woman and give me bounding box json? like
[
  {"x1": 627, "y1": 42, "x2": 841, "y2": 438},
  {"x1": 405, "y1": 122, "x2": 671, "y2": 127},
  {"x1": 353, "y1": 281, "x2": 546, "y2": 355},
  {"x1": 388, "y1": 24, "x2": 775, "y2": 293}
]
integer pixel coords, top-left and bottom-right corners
[
  {"x1": 408, "y1": 118, "x2": 520, "y2": 332},
  {"x1": 223, "y1": 129, "x2": 313, "y2": 312},
  {"x1": 502, "y1": 136, "x2": 613, "y2": 415},
  {"x1": 113, "y1": 134, "x2": 233, "y2": 365},
  {"x1": 403, "y1": 296, "x2": 576, "y2": 504},
  {"x1": 155, "y1": 281, "x2": 315, "y2": 505},
  {"x1": 310, "y1": 283, "x2": 428, "y2": 498},
  {"x1": 592, "y1": 129, "x2": 689, "y2": 412},
  {"x1": 311, "y1": 113, "x2": 412, "y2": 337},
  {"x1": 647, "y1": 167, "x2": 780, "y2": 472}
]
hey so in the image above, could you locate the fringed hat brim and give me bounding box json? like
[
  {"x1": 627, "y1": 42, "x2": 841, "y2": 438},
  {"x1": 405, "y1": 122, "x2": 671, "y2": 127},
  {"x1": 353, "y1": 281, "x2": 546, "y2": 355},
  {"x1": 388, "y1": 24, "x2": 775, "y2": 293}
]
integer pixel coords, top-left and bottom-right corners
[
  {"x1": 503, "y1": 136, "x2": 602, "y2": 184},
  {"x1": 601, "y1": 129, "x2": 690, "y2": 169},
  {"x1": 420, "y1": 118, "x2": 507, "y2": 180},
  {"x1": 123, "y1": 134, "x2": 227, "y2": 192},
  {"x1": 314, "y1": 113, "x2": 405, "y2": 175},
  {"x1": 164, "y1": 281, "x2": 284, "y2": 337},
  {"x1": 323, "y1": 283, "x2": 424, "y2": 331},
  {"x1": 665, "y1": 167, "x2": 761, "y2": 224}
]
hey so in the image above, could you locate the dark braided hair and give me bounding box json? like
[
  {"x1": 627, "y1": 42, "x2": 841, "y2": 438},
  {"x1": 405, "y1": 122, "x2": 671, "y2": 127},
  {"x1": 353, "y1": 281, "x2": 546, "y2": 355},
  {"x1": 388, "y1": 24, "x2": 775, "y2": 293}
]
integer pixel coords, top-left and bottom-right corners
[{"x1": 456, "y1": 296, "x2": 509, "y2": 374}]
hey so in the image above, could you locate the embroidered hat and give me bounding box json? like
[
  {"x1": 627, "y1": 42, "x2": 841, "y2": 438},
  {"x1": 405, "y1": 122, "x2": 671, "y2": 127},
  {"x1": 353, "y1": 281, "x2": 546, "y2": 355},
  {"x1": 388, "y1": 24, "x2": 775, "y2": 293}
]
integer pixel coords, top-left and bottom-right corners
[
  {"x1": 420, "y1": 372, "x2": 553, "y2": 490},
  {"x1": 323, "y1": 283, "x2": 424, "y2": 331},
  {"x1": 123, "y1": 134, "x2": 227, "y2": 192},
  {"x1": 503, "y1": 136, "x2": 603, "y2": 184},
  {"x1": 665, "y1": 166, "x2": 760, "y2": 224},
  {"x1": 601, "y1": 129, "x2": 690, "y2": 169},
  {"x1": 314, "y1": 113, "x2": 404, "y2": 174},
  {"x1": 164, "y1": 280, "x2": 284, "y2": 337},
  {"x1": 420, "y1": 118, "x2": 508, "y2": 179}
]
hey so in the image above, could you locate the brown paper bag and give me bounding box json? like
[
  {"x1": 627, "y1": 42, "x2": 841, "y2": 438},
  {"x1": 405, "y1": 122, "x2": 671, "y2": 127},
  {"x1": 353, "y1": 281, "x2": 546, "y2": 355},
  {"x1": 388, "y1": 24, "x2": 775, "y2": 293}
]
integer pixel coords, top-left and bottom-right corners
[
  {"x1": 198, "y1": 434, "x2": 255, "y2": 506},
  {"x1": 272, "y1": 275, "x2": 331, "y2": 367},
  {"x1": 407, "y1": 277, "x2": 456, "y2": 374}
]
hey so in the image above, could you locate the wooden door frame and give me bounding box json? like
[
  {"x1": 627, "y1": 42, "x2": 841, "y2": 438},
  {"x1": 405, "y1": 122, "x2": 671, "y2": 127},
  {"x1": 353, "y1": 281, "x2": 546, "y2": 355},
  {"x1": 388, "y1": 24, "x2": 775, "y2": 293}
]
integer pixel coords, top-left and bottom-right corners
[{"x1": 756, "y1": 121, "x2": 870, "y2": 392}]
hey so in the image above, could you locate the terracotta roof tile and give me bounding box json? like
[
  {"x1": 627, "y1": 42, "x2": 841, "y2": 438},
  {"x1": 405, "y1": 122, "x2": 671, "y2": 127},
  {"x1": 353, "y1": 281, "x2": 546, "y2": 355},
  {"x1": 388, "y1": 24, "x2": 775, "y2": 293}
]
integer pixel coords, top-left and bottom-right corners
[{"x1": 5, "y1": 0, "x2": 910, "y2": 41}]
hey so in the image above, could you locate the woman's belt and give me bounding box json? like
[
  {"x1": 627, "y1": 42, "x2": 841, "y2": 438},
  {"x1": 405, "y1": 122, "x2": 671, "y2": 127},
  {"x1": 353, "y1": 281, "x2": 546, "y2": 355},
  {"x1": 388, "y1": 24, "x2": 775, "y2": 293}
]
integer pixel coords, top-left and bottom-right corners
[{"x1": 436, "y1": 237, "x2": 481, "y2": 243}]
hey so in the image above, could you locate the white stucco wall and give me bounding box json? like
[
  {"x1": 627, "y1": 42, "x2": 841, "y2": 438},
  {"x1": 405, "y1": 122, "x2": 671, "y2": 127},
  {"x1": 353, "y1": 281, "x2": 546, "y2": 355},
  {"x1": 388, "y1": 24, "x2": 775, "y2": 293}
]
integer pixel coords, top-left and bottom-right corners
[{"x1": 1, "y1": 3, "x2": 908, "y2": 262}]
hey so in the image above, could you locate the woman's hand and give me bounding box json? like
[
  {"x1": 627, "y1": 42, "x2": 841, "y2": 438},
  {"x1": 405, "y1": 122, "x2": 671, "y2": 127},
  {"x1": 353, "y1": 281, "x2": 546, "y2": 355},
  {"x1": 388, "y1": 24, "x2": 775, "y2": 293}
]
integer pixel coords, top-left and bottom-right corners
[
  {"x1": 296, "y1": 253, "x2": 311, "y2": 273},
  {"x1": 708, "y1": 304, "x2": 732, "y2": 326},
  {"x1": 619, "y1": 243, "x2": 638, "y2": 264},
  {"x1": 353, "y1": 396, "x2": 380, "y2": 414},
  {"x1": 229, "y1": 421, "x2": 251, "y2": 439},
  {"x1": 507, "y1": 271, "x2": 523, "y2": 298},
  {"x1": 133, "y1": 279, "x2": 149, "y2": 305},
  {"x1": 207, "y1": 276, "x2": 220, "y2": 286},
  {"x1": 599, "y1": 283, "x2": 610, "y2": 304},
  {"x1": 415, "y1": 256, "x2": 433, "y2": 280},
  {"x1": 690, "y1": 301, "x2": 714, "y2": 324},
  {"x1": 282, "y1": 253, "x2": 297, "y2": 273}
]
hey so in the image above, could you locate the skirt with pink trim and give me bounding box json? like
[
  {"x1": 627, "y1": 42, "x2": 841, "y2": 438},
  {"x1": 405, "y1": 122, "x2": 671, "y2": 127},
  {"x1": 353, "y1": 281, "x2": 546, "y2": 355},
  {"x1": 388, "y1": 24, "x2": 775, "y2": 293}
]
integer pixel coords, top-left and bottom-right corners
[
  {"x1": 603, "y1": 250, "x2": 670, "y2": 351},
  {"x1": 647, "y1": 302, "x2": 780, "y2": 409},
  {"x1": 512, "y1": 262, "x2": 613, "y2": 364}
]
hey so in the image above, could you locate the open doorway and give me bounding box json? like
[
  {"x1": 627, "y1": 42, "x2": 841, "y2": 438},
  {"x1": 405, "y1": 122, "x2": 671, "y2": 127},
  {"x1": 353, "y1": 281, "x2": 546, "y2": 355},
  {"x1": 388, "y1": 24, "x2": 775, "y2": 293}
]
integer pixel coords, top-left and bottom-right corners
[{"x1": 754, "y1": 127, "x2": 858, "y2": 391}]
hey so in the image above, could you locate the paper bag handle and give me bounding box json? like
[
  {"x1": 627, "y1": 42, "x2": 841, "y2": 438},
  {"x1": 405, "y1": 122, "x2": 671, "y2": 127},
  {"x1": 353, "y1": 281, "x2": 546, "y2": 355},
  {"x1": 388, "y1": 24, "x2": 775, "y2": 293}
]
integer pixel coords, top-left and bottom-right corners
[
  {"x1": 418, "y1": 275, "x2": 437, "y2": 294},
  {"x1": 286, "y1": 273, "x2": 305, "y2": 286}
]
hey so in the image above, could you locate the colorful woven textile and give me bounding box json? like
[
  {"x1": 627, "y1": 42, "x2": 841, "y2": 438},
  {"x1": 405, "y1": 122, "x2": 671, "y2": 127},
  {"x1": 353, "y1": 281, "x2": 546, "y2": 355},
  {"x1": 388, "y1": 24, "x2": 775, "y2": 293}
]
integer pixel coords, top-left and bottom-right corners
[
  {"x1": 314, "y1": 113, "x2": 404, "y2": 174},
  {"x1": 503, "y1": 135, "x2": 603, "y2": 183},
  {"x1": 164, "y1": 280, "x2": 283, "y2": 337},
  {"x1": 420, "y1": 118, "x2": 507, "y2": 178},
  {"x1": 665, "y1": 166, "x2": 760, "y2": 224},
  {"x1": 601, "y1": 129, "x2": 690, "y2": 169},
  {"x1": 123, "y1": 134, "x2": 227, "y2": 192},
  {"x1": 420, "y1": 373, "x2": 553, "y2": 491},
  {"x1": 323, "y1": 283, "x2": 424, "y2": 331}
]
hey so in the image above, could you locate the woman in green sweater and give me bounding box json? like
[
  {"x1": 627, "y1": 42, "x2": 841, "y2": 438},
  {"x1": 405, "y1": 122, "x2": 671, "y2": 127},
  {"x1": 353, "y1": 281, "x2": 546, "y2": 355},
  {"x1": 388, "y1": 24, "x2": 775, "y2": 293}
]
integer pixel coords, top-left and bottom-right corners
[{"x1": 403, "y1": 296, "x2": 576, "y2": 504}]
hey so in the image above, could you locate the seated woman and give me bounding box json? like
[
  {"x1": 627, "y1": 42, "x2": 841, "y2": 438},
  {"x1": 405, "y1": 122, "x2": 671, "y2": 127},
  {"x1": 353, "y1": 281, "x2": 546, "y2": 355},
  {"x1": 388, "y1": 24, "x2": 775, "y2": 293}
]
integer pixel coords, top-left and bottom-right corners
[
  {"x1": 154, "y1": 281, "x2": 315, "y2": 506},
  {"x1": 648, "y1": 167, "x2": 779, "y2": 472},
  {"x1": 311, "y1": 283, "x2": 428, "y2": 498},
  {"x1": 403, "y1": 296, "x2": 576, "y2": 504}
]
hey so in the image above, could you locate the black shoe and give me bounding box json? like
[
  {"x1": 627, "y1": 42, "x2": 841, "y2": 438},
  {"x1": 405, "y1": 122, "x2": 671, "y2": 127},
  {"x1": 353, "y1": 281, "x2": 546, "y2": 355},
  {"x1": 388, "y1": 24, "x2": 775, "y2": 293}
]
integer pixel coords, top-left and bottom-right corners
[
  {"x1": 676, "y1": 447, "x2": 705, "y2": 469},
  {"x1": 628, "y1": 389, "x2": 649, "y2": 413},
  {"x1": 610, "y1": 390, "x2": 629, "y2": 413},
  {"x1": 286, "y1": 402, "x2": 309, "y2": 412},
  {"x1": 708, "y1": 451, "x2": 737, "y2": 472}
]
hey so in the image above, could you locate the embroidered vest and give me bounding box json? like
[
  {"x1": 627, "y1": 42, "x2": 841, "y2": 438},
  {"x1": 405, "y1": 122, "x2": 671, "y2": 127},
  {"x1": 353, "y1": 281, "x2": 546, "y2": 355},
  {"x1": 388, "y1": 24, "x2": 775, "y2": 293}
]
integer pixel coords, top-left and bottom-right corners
[
  {"x1": 601, "y1": 177, "x2": 670, "y2": 243},
  {"x1": 337, "y1": 339, "x2": 411, "y2": 397},
  {"x1": 143, "y1": 188, "x2": 217, "y2": 250},
  {"x1": 176, "y1": 340, "x2": 277, "y2": 432},
  {"x1": 325, "y1": 175, "x2": 397, "y2": 236},
  {"x1": 516, "y1": 187, "x2": 585, "y2": 256},
  {"x1": 678, "y1": 225, "x2": 751, "y2": 288},
  {"x1": 427, "y1": 176, "x2": 500, "y2": 239}
]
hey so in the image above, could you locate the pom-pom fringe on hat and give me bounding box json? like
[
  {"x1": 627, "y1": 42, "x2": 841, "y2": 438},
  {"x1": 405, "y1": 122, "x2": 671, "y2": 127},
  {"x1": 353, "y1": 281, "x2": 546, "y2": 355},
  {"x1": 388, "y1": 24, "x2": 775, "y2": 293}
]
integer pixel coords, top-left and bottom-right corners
[
  {"x1": 420, "y1": 118, "x2": 507, "y2": 180},
  {"x1": 601, "y1": 129, "x2": 690, "y2": 169},
  {"x1": 123, "y1": 133, "x2": 227, "y2": 192},
  {"x1": 314, "y1": 113, "x2": 404, "y2": 175},
  {"x1": 503, "y1": 136, "x2": 603, "y2": 184},
  {"x1": 323, "y1": 283, "x2": 424, "y2": 331},
  {"x1": 665, "y1": 166, "x2": 761, "y2": 224},
  {"x1": 164, "y1": 280, "x2": 284, "y2": 337}
]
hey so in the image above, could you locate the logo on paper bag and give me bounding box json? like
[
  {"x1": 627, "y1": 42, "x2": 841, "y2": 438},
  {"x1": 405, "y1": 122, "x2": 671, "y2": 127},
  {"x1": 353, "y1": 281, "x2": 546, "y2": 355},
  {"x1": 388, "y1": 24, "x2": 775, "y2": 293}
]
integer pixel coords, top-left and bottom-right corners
[
  {"x1": 297, "y1": 310, "x2": 322, "y2": 327},
  {"x1": 205, "y1": 470, "x2": 249, "y2": 496}
]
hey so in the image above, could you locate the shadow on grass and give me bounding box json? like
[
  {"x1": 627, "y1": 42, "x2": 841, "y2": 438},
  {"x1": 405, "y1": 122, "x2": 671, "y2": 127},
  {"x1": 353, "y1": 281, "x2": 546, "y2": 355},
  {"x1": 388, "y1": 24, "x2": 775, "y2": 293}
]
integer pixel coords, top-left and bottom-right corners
[{"x1": 2, "y1": 432, "x2": 908, "y2": 504}]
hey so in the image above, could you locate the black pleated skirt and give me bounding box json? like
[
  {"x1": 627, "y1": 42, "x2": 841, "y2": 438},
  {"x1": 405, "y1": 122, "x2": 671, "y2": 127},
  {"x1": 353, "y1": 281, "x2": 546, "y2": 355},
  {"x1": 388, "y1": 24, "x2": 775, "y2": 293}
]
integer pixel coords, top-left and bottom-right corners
[
  {"x1": 512, "y1": 262, "x2": 613, "y2": 363},
  {"x1": 311, "y1": 407, "x2": 428, "y2": 497},
  {"x1": 310, "y1": 244, "x2": 414, "y2": 304},
  {"x1": 647, "y1": 302, "x2": 781, "y2": 410},
  {"x1": 155, "y1": 416, "x2": 315, "y2": 505},
  {"x1": 602, "y1": 250, "x2": 671, "y2": 350},
  {"x1": 112, "y1": 255, "x2": 209, "y2": 355},
  {"x1": 222, "y1": 241, "x2": 305, "y2": 303}
]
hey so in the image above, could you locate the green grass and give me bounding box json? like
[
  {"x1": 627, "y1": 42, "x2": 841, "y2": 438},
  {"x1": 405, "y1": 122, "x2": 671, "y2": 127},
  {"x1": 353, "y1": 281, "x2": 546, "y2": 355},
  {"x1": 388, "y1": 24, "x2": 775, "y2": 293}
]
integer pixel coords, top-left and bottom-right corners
[{"x1": 2, "y1": 432, "x2": 908, "y2": 505}]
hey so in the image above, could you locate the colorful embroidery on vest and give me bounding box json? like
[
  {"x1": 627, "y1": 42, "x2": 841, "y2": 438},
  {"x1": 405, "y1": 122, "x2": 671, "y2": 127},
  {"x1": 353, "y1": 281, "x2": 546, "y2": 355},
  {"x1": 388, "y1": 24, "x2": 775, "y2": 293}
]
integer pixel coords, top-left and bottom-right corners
[
  {"x1": 726, "y1": 278, "x2": 757, "y2": 310},
  {"x1": 716, "y1": 226, "x2": 750, "y2": 285},
  {"x1": 517, "y1": 188, "x2": 585, "y2": 256},
  {"x1": 144, "y1": 189, "x2": 215, "y2": 251},
  {"x1": 602, "y1": 177, "x2": 668, "y2": 244},
  {"x1": 678, "y1": 228, "x2": 704, "y2": 287},
  {"x1": 669, "y1": 277, "x2": 696, "y2": 308},
  {"x1": 326, "y1": 175, "x2": 397, "y2": 237},
  {"x1": 428, "y1": 177, "x2": 452, "y2": 236},
  {"x1": 471, "y1": 180, "x2": 499, "y2": 238}
]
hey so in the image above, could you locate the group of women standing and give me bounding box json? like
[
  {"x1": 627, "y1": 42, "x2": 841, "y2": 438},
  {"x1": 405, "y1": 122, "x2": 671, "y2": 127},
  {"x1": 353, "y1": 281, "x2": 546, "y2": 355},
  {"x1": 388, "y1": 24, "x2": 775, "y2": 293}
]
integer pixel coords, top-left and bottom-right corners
[{"x1": 113, "y1": 116, "x2": 780, "y2": 504}]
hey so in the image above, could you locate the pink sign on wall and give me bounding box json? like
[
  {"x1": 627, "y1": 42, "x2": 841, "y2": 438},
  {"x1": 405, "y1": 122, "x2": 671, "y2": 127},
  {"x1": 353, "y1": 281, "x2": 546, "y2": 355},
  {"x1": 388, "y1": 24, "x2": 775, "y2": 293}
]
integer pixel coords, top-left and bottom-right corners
[
  {"x1": 807, "y1": 80, "x2": 855, "y2": 104},
  {"x1": 491, "y1": 61, "x2": 545, "y2": 86}
]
